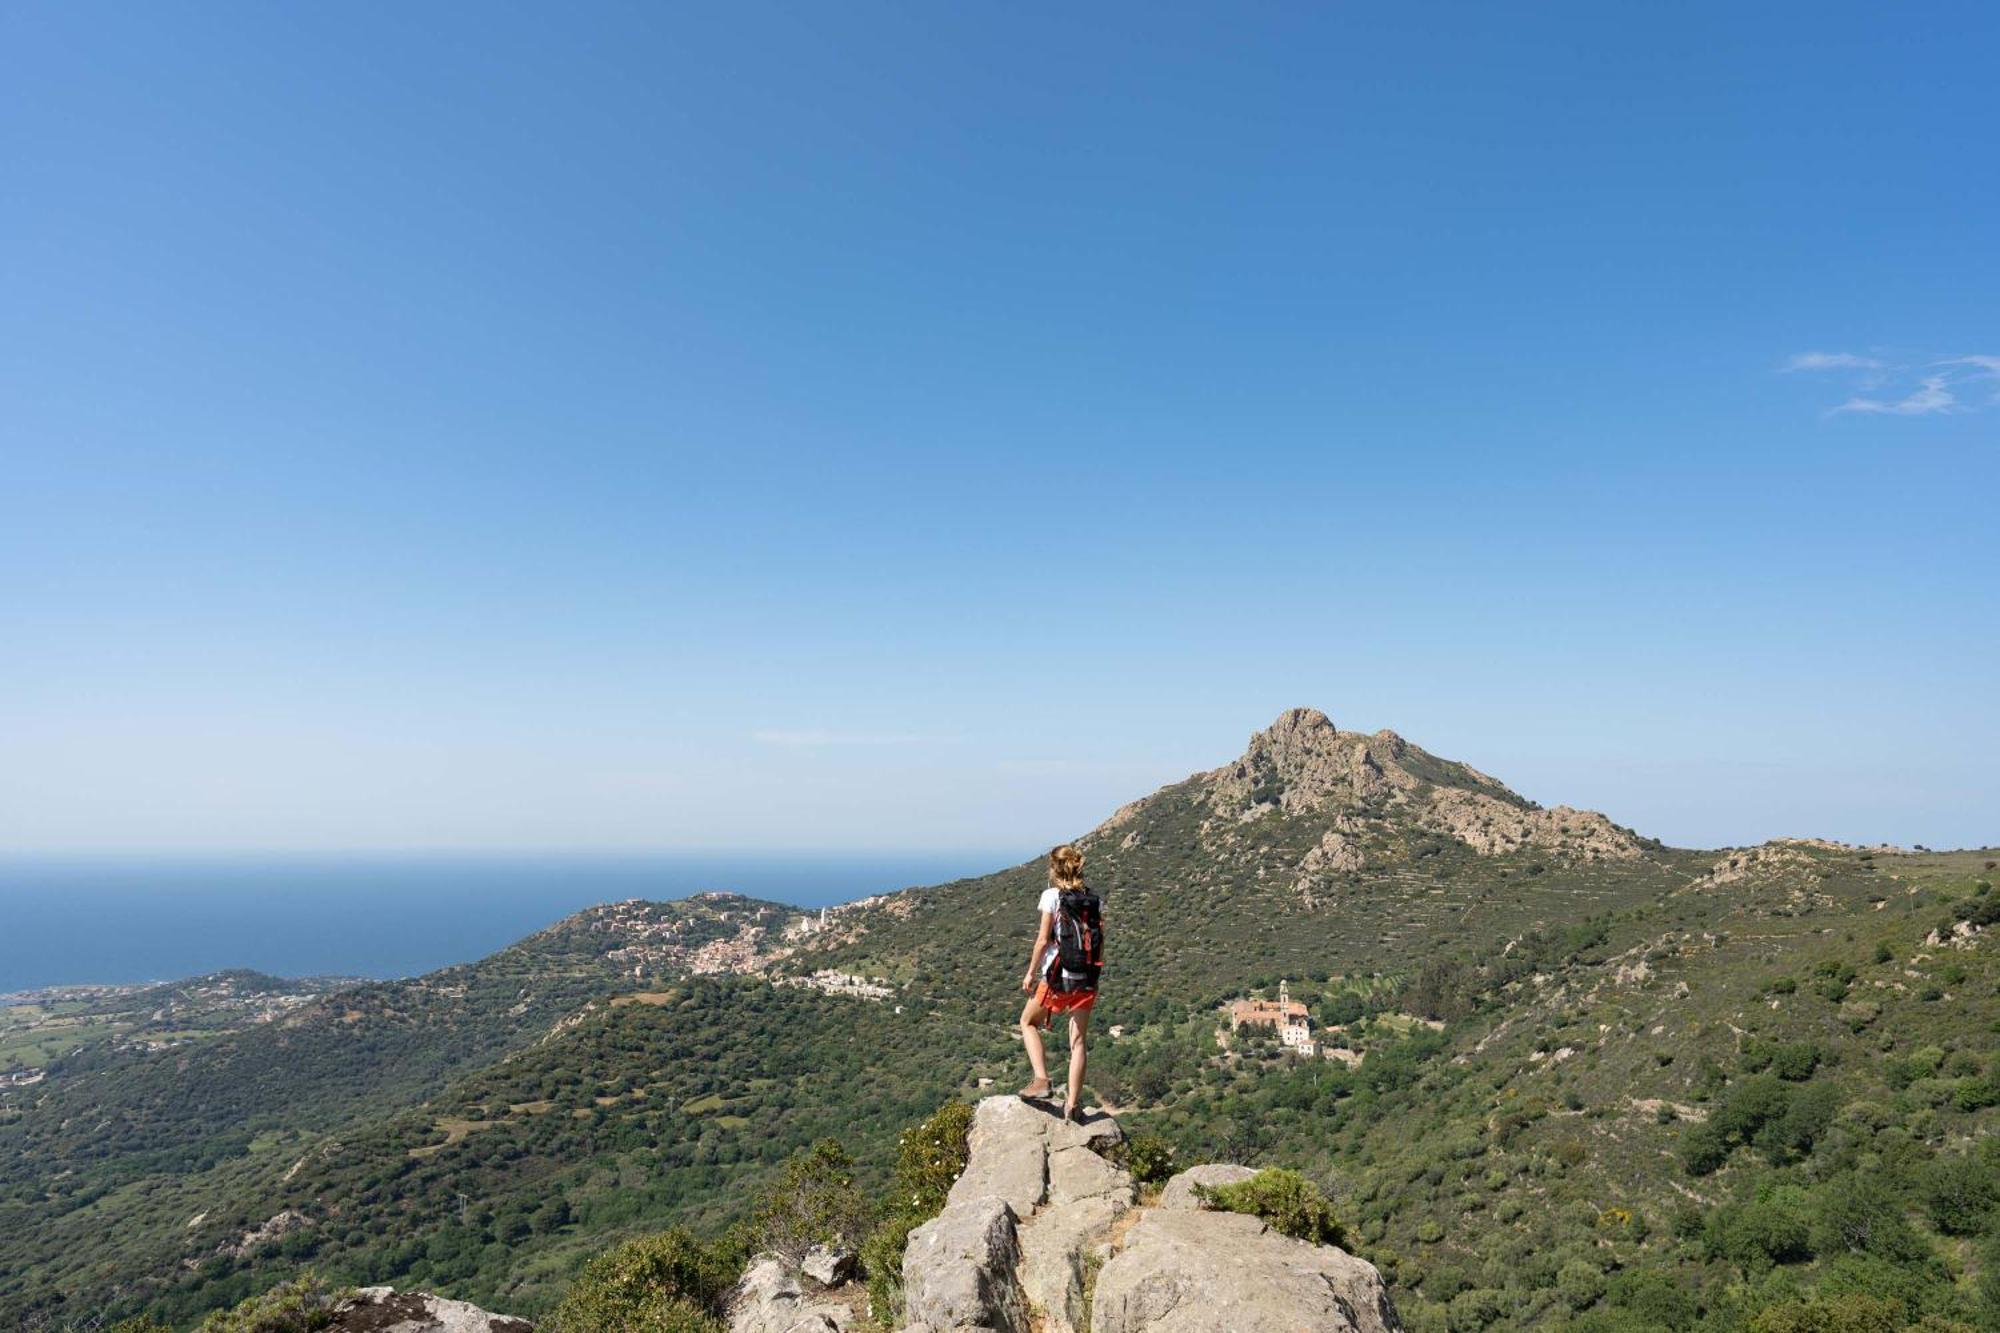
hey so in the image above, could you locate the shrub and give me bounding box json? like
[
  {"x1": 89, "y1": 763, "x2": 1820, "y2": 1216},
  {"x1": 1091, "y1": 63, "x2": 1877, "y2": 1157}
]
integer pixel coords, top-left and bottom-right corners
[
  {"x1": 1703, "y1": 1190, "x2": 1813, "y2": 1271},
  {"x1": 1761, "y1": 1081, "x2": 1841, "y2": 1159},
  {"x1": 1605, "y1": 1270, "x2": 1698, "y2": 1330},
  {"x1": 1811, "y1": 1174, "x2": 1927, "y2": 1264},
  {"x1": 1955, "y1": 1073, "x2": 2000, "y2": 1112},
  {"x1": 542, "y1": 1228, "x2": 735, "y2": 1333},
  {"x1": 1918, "y1": 1154, "x2": 1997, "y2": 1235},
  {"x1": 1196, "y1": 1168, "x2": 1344, "y2": 1245},
  {"x1": 110, "y1": 1320, "x2": 174, "y2": 1333},
  {"x1": 1680, "y1": 1122, "x2": 1730, "y2": 1176},
  {"x1": 751, "y1": 1138, "x2": 872, "y2": 1265},
  {"x1": 1557, "y1": 1257, "x2": 1607, "y2": 1309},
  {"x1": 195, "y1": 1278, "x2": 350, "y2": 1333},
  {"x1": 1446, "y1": 1286, "x2": 1504, "y2": 1332},
  {"x1": 1769, "y1": 1042, "x2": 1823, "y2": 1081},
  {"x1": 1746, "y1": 1292, "x2": 1903, "y2": 1333},
  {"x1": 1121, "y1": 1131, "x2": 1178, "y2": 1186}
]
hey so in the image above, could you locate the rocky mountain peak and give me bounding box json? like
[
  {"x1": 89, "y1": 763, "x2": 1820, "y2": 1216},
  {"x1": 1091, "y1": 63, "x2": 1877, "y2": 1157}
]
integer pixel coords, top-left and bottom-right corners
[
  {"x1": 1201, "y1": 707, "x2": 1645, "y2": 869},
  {"x1": 1210, "y1": 707, "x2": 1423, "y2": 816}
]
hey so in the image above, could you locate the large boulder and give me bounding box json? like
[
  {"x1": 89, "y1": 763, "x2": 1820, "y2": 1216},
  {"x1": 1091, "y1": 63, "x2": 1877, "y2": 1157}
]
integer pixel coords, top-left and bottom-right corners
[
  {"x1": 333, "y1": 1288, "x2": 532, "y2": 1333},
  {"x1": 730, "y1": 1257, "x2": 848, "y2": 1333},
  {"x1": 1016, "y1": 1196, "x2": 1126, "y2": 1333},
  {"x1": 1091, "y1": 1209, "x2": 1401, "y2": 1333},
  {"x1": 1156, "y1": 1163, "x2": 1259, "y2": 1211},
  {"x1": 1046, "y1": 1142, "x2": 1134, "y2": 1208},
  {"x1": 801, "y1": 1243, "x2": 858, "y2": 1290},
  {"x1": 901, "y1": 1195, "x2": 1030, "y2": 1333},
  {"x1": 944, "y1": 1097, "x2": 1049, "y2": 1216}
]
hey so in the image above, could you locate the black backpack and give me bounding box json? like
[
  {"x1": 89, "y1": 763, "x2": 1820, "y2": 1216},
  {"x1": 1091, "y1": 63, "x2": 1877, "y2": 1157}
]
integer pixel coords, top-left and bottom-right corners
[{"x1": 1049, "y1": 890, "x2": 1104, "y2": 993}]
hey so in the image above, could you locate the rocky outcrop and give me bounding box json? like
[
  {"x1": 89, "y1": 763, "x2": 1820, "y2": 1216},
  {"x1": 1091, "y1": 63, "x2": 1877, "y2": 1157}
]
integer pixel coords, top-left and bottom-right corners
[
  {"x1": 902, "y1": 1097, "x2": 1398, "y2": 1333},
  {"x1": 801, "y1": 1243, "x2": 858, "y2": 1290},
  {"x1": 331, "y1": 1288, "x2": 531, "y2": 1332},
  {"x1": 1092, "y1": 1209, "x2": 1400, "y2": 1333},
  {"x1": 1155, "y1": 1163, "x2": 1257, "y2": 1210},
  {"x1": 1206, "y1": 708, "x2": 1641, "y2": 863},
  {"x1": 730, "y1": 1257, "x2": 849, "y2": 1333},
  {"x1": 1417, "y1": 789, "x2": 1640, "y2": 861},
  {"x1": 901, "y1": 1097, "x2": 1129, "y2": 1333},
  {"x1": 1208, "y1": 709, "x2": 1417, "y2": 816},
  {"x1": 903, "y1": 1194, "x2": 1030, "y2": 1333}
]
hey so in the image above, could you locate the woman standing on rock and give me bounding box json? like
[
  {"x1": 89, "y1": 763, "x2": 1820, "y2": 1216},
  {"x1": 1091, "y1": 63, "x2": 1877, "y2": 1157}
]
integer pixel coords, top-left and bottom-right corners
[{"x1": 1018, "y1": 843, "x2": 1104, "y2": 1121}]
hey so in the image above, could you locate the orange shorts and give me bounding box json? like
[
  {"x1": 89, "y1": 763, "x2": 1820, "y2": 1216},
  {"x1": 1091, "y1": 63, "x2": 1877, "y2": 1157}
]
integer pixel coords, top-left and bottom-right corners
[{"x1": 1035, "y1": 980, "x2": 1097, "y2": 1018}]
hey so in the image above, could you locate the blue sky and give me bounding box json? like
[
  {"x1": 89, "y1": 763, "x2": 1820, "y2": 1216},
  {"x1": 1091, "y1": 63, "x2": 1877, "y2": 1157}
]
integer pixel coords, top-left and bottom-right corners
[{"x1": 3, "y1": 3, "x2": 1995, "y2": 854}]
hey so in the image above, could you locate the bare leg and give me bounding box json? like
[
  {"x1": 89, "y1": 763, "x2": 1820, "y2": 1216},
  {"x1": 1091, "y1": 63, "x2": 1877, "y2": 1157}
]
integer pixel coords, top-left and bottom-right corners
[
  {"x1": 1065, "y1": 1010, "x2": 1091, "y2": 1118},
  {"x1": 1018, "y1": 997, "x2": 1051, "y2": 1094}
]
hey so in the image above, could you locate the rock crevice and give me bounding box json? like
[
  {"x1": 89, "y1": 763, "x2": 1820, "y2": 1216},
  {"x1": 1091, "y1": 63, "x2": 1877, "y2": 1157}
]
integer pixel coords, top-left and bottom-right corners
[{"x1": 898, "y1": 1096, "x2": 1400, "y2": 1333}]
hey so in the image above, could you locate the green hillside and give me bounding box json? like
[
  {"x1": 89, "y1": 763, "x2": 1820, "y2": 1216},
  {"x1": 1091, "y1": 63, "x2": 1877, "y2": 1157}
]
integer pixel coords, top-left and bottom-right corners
[{"x1": 3, "y1": 709, "x2": 1994, "y2": 1332}]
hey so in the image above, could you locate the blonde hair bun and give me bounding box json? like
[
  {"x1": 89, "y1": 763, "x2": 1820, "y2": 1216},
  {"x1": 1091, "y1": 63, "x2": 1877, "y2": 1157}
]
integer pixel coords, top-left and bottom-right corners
[{"x1": 1048, "y1": 844, "x2": 1085, "y2": 891}]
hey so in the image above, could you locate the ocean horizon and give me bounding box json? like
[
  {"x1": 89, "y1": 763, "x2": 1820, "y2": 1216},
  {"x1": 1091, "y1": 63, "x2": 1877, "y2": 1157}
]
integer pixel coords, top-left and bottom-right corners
[{"x1": 0, "y1": 849, "x2": 1030, "y2": 992}]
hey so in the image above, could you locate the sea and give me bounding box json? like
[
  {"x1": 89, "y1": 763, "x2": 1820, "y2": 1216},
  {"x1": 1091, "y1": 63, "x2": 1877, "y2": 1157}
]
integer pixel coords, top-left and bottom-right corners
[{"x1": 0, "y1": 850, "x2": 1027, "y2": 992}]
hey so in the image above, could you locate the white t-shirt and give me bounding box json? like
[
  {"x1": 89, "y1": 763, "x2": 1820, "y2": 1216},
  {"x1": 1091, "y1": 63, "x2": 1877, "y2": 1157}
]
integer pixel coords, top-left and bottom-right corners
[{"x1": 1036, "y1": 888, "x2": 1060, "y2": 977}]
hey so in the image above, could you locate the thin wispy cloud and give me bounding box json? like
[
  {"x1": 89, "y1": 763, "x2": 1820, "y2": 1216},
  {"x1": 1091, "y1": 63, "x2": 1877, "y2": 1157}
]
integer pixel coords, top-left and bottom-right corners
[
  {"x1": 1781, "y1": 351, "x2": 1884, "y2": 373},
  {"x1": 751, "y1": 728, "x2": 947, "y2": 748},
  {"x1": 1781, "y1": 349, "x2": 1999, "y2": 417},
  {"x1": 1835, "y1": 375, "x2": 1955, "y2": 417}
]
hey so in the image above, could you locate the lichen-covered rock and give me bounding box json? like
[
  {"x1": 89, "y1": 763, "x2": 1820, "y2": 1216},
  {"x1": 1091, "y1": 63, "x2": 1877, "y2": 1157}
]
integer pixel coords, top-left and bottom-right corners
[
  {"x1": 800, "y1": 1243, "x2": 858, "y2": 1289},
  {"x1": 1016, "y1": 1196, "x2": 1126, "y2": 1333},
  {"x1": 944, "y1": 1097, "x2": 1048, "y2": 1216},
  {"x1": 1155, "y1": 1163, "x2": 1258, "y2": 1211},
  {"x1": 1046, "y1": 1143, "x2": 1133, "y2": 1208},
  {"x1": 333, "y1": 1287, "x2": 533, "y2": 1333},
  {"x1": 1090, "y1": 1209, "x2": 1401, "y2": 1333},
  {"x1": 901, "y1": 1195, "x2": 1029, "y2": 1333},
  {"x1": 729, "y1": 1257, "x2": 848, "y2": 1333}
]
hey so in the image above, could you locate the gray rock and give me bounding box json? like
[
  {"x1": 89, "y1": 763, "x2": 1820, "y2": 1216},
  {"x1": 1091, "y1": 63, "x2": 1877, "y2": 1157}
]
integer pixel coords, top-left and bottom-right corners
[
  {"x1": 730, "y1": 1257, "x2": 846, "y2": 1333},
  {"x1": 1156, "y1": 1163, "x2": 1259, "y2": 1211},
  {"x1": 801, "y1": 1243, "x2": 858, "y2": 1289},
  {"x1": 1046, "y1": 1107, "x2": 1123, "y2": 1155},
  {"x1": 945, "y1": 1098, "x2": 1048, "y2": 1216},
  {"x1": 1046, "y1": 1144, "x2": 1133, "y2": 1208},
  {"x1": 1015, "y1": 1196, "x2": 1127, "y2": 1333},
  {"x1": 902, "y1": 1195, "x2": 1030, "y2": 1333},
  {"x1": 1091, "y1": 1209, "x2": 1401, "y2": 1333},
  {"x1": 337, "y1": 1288, "x2": 533, "y2": 1333}
]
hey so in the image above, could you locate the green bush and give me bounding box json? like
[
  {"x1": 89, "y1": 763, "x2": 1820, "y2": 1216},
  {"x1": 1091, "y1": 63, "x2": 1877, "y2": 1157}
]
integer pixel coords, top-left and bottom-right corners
[
  {"x1": 541, "y1": 1228, "x2": 736, "y2": 1333},
  {"x1": 1769, "y1": 1041, "x2": 1824, "y2": 1081},
  {"x1": 1121, "y1": 1131, "x2": 1178, "y2": 1186},
  {"x1": 751, "y1": 1138, "x2": 873, "y2": 1264},
  {"x1": 1603, "y1": 1270, "x2": 1697, "y2": 1330},
  {"x1": 1919, "y1": 1154, "x2": 1997, "y2": 1235},
  {"x1": 1680, "y1": 1121, "x2": 1730, "y2": 1175},
  {"x1": 1746, "y1": 1292, "x2": 1903, "y2": 1333},
  {"x1": 1810, "y1": 1174, "x2": 1927, "y2": 1265},
  {"x1": 109, "y1": 1320, "x2": 174, "y2": 1333},
  {"x1": 1703, "y1": 1189, "x2": 1813, "y2": 1271},
  {"x1": 1196, "y1": 1168, "x2": 1344, "y2": 1245},
  {"x1": 195, "y1": 1278, "x2": 350, "y2": 1333}
]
